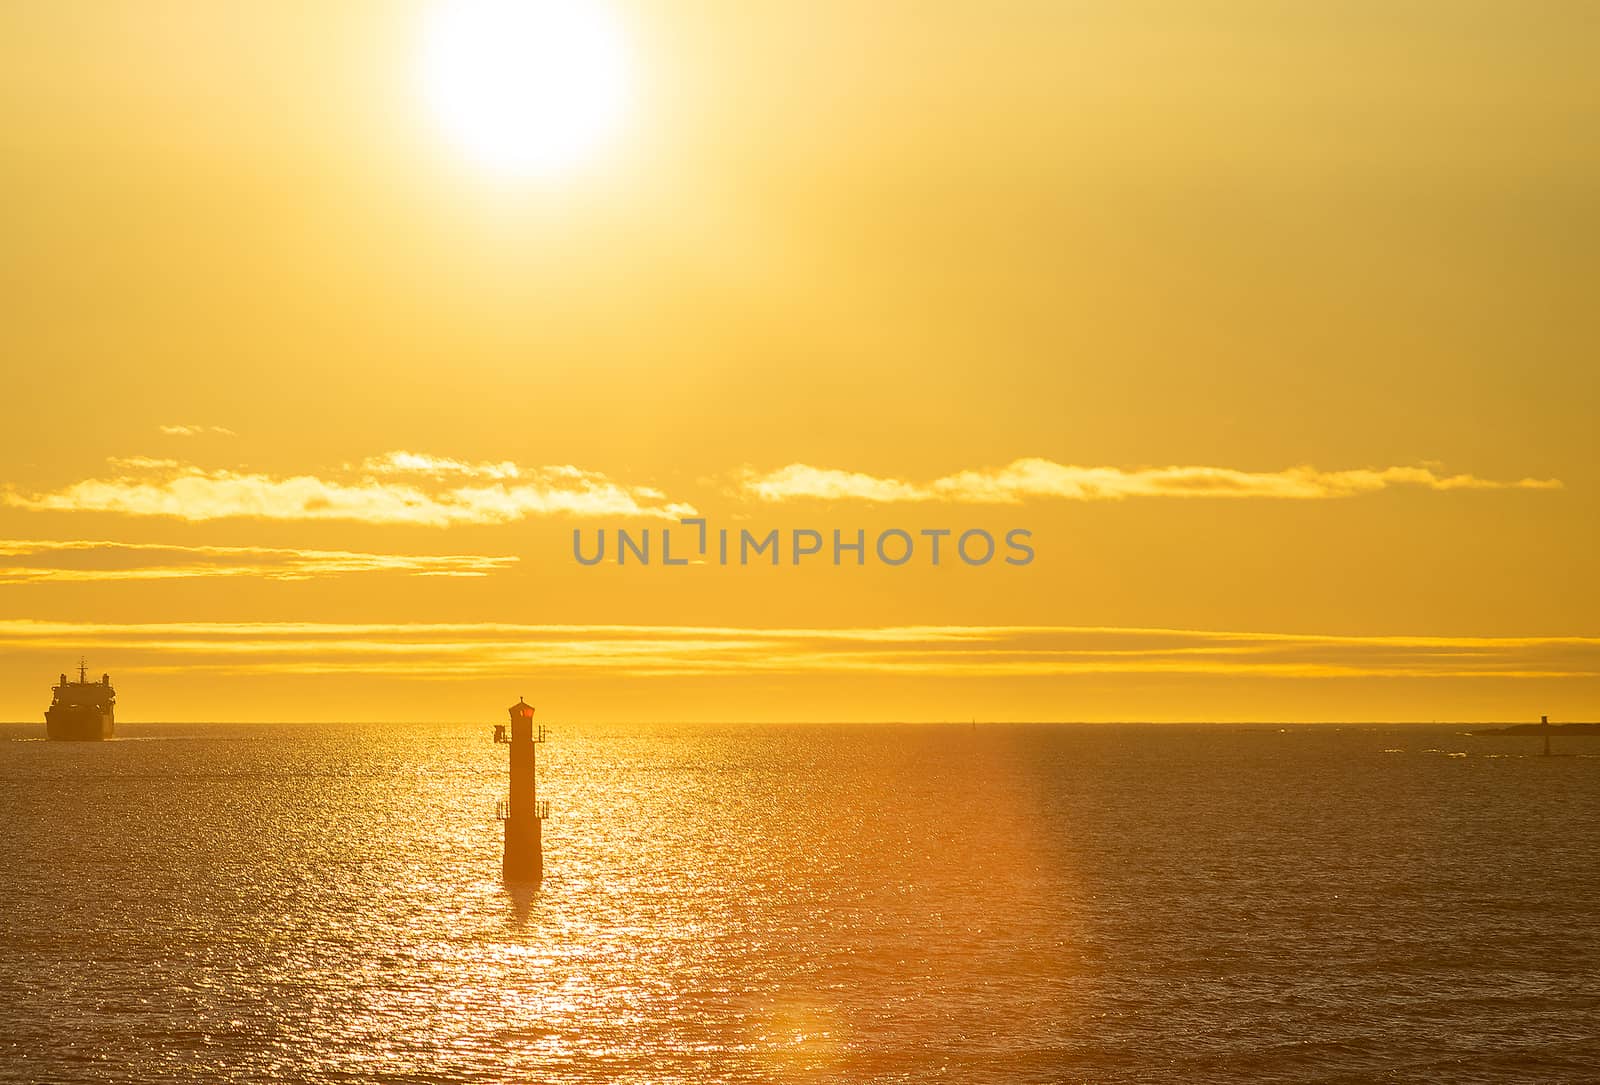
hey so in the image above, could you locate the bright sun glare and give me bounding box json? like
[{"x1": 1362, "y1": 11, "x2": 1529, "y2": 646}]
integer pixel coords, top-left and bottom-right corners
[{"x1": 420, "y1": 0, "x2": 632, "y2": 178}]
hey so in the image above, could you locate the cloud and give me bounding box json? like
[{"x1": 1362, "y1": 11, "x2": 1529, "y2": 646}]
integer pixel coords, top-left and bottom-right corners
[
  {"x1": 3, "y1": 454, "x2": 696, "y2": 525},
  {"x1": 359, "y1": 451, "x2": 522, "y2": 480},
  {"x1": 0, "y1": 621, "x2": 1591, "y2": 681},
  {"x1": 106, "y1": 457, "x2": 181, "y2": 471},
  {"x1": 0, "y1": 539, "x2": 517, "y2": 583},
  {"x1": 159, "y1": 424, "x2": 235, "y2": 437},
  {"x1": 737, "y1": 459, "x2": 1563, "y2": 504},
  {"x1": 6, "y1": 452, "x2": 1555, "y2": 525}
]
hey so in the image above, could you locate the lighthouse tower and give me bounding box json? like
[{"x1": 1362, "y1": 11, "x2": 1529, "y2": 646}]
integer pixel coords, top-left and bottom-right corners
[{"x1": 495, "y1": 698, "x2": 548, "y2": 882}]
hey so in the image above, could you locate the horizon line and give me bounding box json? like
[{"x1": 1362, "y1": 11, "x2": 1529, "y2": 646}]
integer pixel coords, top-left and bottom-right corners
[{"x1": 3, "y1": 718, "x2": 1585, "y2": 727}]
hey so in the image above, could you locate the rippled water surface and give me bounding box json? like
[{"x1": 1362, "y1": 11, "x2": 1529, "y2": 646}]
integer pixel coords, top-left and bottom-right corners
[{"x1": 3, "y1": 722, "x2": 1598, "y2": 1083}]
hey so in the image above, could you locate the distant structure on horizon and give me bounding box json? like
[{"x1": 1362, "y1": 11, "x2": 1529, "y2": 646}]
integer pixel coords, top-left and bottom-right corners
[
  {"x1": 46, "y1": 658, "x2": 115, "y2": 741},
  {"x1": 493, "y1": 698, "x2": 549, "y2": 882},
  {"x1": 1468, "y1": 714, "x2": 1600, "y2": 741}
]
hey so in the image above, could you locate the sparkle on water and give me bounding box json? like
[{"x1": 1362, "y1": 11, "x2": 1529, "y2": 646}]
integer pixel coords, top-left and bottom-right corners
[{"x1": 2, "y1": 722, "x2": 1598, "y2": 1082}]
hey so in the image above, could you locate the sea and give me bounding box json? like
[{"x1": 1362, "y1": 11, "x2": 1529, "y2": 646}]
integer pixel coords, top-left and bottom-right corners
[{"x1": 2, "y1": 722, "x2": 1597, "y2": 1084}]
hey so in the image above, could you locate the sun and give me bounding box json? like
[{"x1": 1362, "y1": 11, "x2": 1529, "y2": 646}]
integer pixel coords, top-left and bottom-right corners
[{"x1": 419, "y1": 0, "x2": 632, "y2": 178}]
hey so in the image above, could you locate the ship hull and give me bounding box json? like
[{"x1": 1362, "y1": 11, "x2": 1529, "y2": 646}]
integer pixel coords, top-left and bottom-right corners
[{"x1": 45, "y1": 706, "x2": 114, "y2": 741}]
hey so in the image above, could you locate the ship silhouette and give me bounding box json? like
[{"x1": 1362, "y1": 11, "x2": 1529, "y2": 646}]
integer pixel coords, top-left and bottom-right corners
[{"x1": 46, "y1": 658, "x2": 115, "y2": 740}]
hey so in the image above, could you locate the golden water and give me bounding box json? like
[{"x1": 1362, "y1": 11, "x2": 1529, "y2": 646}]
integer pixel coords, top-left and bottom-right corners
[{"x1": 3, "y1": 723, "x2": 1597, "y2": 1082}]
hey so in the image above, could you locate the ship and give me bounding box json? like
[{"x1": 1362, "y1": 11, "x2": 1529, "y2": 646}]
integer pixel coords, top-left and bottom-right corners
[{"x1": 46, "y1": 658, "x2": 116, "y2": 740}]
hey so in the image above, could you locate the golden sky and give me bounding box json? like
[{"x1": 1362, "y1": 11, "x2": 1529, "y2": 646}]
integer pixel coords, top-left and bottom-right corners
[{"x1": 1, "y1": 1, "x2": 1595, "y2": 721}]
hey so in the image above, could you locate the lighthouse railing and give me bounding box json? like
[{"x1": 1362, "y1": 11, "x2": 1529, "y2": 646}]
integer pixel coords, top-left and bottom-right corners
[
  {"x1": 491, "y1": 723, "x2": 548, "y2": 743},
  {"x1": 495, "y1": 799, "x2": 550, "y2": 821}
]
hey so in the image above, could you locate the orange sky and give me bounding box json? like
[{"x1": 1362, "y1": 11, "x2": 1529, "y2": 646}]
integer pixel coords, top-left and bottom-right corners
[{"x1": 1, "y1": 1, "x2": 1595, "y2": 721}]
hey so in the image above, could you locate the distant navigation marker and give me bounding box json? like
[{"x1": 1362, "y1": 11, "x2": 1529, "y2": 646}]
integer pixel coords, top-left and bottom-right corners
[
  {"x1": 495, "y1": 697, "x2": 549, "y2": 882},
  {"x1": 1542, "y1": 714, "x2": 1551, "y2": 757}
]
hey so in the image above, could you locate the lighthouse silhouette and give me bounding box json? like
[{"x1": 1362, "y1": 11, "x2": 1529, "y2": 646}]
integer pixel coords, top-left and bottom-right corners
[{"x1": 496, "y1": 697, "x2": 548, "y2": 882}]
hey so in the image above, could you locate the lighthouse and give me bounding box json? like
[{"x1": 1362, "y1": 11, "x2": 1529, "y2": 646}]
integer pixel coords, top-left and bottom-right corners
[{"x1": 495, "y1": 697, "x2": 549, "y2": 882}]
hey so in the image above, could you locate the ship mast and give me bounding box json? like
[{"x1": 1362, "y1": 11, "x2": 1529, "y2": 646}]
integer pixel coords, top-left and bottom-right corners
[{"x1": 78, "y1": 656, "x2": 87, "y2": 684}]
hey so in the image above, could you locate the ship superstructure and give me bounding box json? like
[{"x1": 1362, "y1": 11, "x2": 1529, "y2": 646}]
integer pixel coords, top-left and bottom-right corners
[{"x1": 46, "y1": 658, "x2": 115, "y2": 741}]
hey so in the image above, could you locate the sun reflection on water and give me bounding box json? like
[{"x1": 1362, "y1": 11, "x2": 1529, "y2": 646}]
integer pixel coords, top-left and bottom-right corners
[{"x1": 5, "y1": 722, "x2": 1595, "y2": 1081}]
